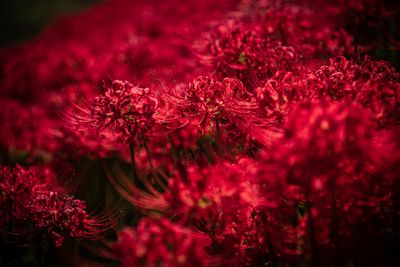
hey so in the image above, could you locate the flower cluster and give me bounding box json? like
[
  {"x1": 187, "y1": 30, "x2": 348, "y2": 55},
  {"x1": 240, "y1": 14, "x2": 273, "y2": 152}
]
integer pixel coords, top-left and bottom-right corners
[
  {"x1": 113, "y1": 218, "x2": 208, "y2": 267},
  {"x1": 0, "y1": 0, "x2": 399, "y2": 266},
  {"x1": 90, "y1": 80, "x2": 158, "y2": 144},
  {"x1": 168, "y1": 76, "x2": 258, "y2": 131},
  {"x1": 263, "y1": 99, "x2": 399, "y2": 264},
  {"x1": 308, "y1": 56, "x2": 400, "y2": 126},
  {"x1": 0, "y1": 165, "x2": 114, "y2": 247},
  {"x1": 200, "y1": 21, "x2": 298, "y2": 82}
]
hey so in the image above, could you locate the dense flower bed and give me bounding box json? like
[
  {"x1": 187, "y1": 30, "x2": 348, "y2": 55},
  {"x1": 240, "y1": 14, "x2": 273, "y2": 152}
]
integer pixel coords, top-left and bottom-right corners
[{"x1": 1, "y1": 0, "x2": 399, "y2": 266}]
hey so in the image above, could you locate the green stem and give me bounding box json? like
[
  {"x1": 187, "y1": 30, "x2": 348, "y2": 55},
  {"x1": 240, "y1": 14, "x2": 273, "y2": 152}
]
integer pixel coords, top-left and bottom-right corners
[
  {"x1": 215, "y1": 117, "x2": 222, "y2": 155},
  {"x1": 261, "y1": 211, "x2": 278, "y2": 267},
  {"x1": 143, "y1": 140, "x2": 157, "y2": 179},
  {"x1": 143, "y1": 140, "x2": 167, "y2": 191},
  {"x1": 129, "y1": 143, "x2": 138, "y2": 186},
  {"x1": 330, "y1": 183, "x2": 344, "y2": 266},
  {"x1": 391, "y1": 179, "x2": 399, "y2": 266},
  {"x1": 305, "y1": 177, "x2": 320, "y2": 267}
]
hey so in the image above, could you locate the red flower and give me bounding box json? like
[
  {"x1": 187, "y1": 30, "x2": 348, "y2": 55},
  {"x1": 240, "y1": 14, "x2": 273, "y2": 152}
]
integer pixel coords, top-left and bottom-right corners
[
  {"x1": 168, "y1": 76, "x2": 258, "y2": 133},
  {"x1": 266, "y1": 99, "x2": 398, "y2": 262},
  {"x1": 0, "y1": 165, "x2": 115, "y2": 246},
  {"x1": 90, "y1": 80, "x2": 159, "y2": 144},
  {"x1": 113, "y1": 217, "x2": 209, "y2": 267},
  {"x1": 199, "y1": 20, "x2": 298, "y2": 83},
  {"x1": 308, "y1": 56, "x2": 400, "y2": 127}
]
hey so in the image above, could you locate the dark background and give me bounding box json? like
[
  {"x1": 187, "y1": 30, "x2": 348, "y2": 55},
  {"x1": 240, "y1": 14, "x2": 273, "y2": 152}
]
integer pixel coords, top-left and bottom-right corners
[{"x1": 0, "y1": 0, "x2": 101, "y2": 47}]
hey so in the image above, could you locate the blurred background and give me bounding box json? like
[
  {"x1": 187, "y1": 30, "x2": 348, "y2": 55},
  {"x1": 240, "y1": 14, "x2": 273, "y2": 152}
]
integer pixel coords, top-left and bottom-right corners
[
  {"x1": 0, "y1": 0, "x2": 101, "y2": 47},
  {"x1": 1, "y1": 0, "x2": 398, "y2": 68}
]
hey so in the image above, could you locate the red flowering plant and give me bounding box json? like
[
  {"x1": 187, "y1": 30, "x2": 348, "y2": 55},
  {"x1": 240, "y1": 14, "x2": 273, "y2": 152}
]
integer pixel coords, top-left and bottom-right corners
[
  {"x1": 166, "y1": 75, "x2": 260, "y2": 154},
  {"x1": 0, "y1": 165, "x2": 116, "y2": 247},
  {"x1": 90, "y1": 80, "x2": 159, "y2": 145},
  {"x1": 0, "y1": 0, "x2": 400, "y2": 266},
  {"x1": 259, "y1": 99, "x2": 399, "y2": 265},
  {"x1": 198, "y1": 20, "x2": 298, "y2": 84},
  {"x1": 113, "y1": 217, "x2": 209, "y2": 267},
  {"x1": 308, "y1": 56, "x2": 400, "y2": 127}
]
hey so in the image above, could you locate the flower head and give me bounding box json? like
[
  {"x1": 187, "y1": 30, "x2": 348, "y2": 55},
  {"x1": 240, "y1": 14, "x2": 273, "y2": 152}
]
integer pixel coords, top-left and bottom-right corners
[
  {"x1": 91, "y1": 80, "x2": 158, "y2": 143},
  {"x1": 169, "y1": 76, "x2": 258, "y2": 130},
  {"x1": 0, "y1": 164, "x2": 115, "y2": 246},
  {"x1": 200, "y1": 20, "x2": 298, "y2": 83}
]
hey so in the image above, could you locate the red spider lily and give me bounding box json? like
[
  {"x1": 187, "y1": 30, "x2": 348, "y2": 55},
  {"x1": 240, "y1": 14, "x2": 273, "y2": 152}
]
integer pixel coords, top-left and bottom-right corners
[
  {"x1": 0, "y1": 95, "x2": 123, "y2": 159},
  {"x1": 205, "y1": 206, "x2": 268, "y2": 266},
  {"x1": 198, "y1": 20, "x2": 298, "y2": 84},
  {"x1": 307, "y1": 56, "x2": 400, "y2": 127},
  {"x1": 0, "y1": 165, "x2": 39, "y2": 222},
  {"x1": 89, "y1": 80, "x2": 159, "y2": 144},
  {"x1": 167, "y1": 76, "x2": 258, "y2": 132},
  {"x1": 253, "y1": 55, "x2": 400, "y2": 127},
  {"x1": 0, "y1": 0, "x2": 400, "y2": 265},
  {"x1": 162, "y1": 162, "x2": 247, "y2": 224},
  {"x1": 113, "y1": 217, "x2": 209, "y2": 267},
  {"x1": 0, "y1": 0, "x2": 238, "y2": 103},
  {"x1": 0, "y1": 0, "x2": 240, "y2": 158},
  {"x1": 197, "y1": 2, "x2": 353, "y2": 85},
  {"x1": 0, "y1": 165, "x2": 116, "y2": 247},
  {"x1": 206, "y1": 205, "x2": 300, "y2": 267},
  {"x1": 265, "y1": 99, "x2": 399, "y2": 264},
  {"x1": 274, "y1": 98, "x2": 396, "y2": 198},
  {"x1": 252, "y1": 2, "x2": 354, "y2": 57},
  {"x1": 60, "y1": 83, "x2": 128, "y2": 158},
  {"x1": 254, "y1": 71, "x2": 304, "y2": 122}
]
